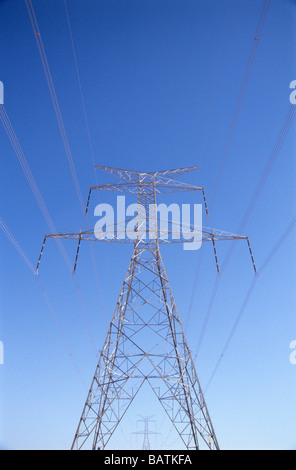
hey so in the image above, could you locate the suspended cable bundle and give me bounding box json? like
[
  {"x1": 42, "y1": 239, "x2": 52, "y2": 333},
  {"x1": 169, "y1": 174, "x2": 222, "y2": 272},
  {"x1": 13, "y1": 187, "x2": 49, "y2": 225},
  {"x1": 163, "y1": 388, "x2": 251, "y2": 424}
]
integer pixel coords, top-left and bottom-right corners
[
  {"x1": 25, "y1": 0, "x2": 85, "y2": 214},
  {"x1": 204, "y1": 215, "x2": 296, "y2": 393}
]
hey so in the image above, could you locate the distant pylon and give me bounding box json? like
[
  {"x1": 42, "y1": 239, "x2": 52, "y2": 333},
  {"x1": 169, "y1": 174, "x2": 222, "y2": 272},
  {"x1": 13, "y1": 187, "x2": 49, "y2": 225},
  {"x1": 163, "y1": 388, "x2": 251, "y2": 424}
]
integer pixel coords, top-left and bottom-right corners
[
  {"x1": 36, "y1": 166, "x2": 256, "y2": 450},
  {"x1": 131, "y1": 416, "x2": 160, "y2": 450}
]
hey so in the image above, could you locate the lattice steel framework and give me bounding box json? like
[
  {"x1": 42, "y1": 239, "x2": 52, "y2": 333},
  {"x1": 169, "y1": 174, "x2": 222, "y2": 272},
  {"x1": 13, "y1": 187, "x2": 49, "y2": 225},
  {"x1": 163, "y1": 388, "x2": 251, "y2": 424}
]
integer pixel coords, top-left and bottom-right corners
[
  {"x1": 36, "y1": 166, "x2": 256, "y2": 450},
  {"x1": 131, "y1": 416, "x2": 160, "y2": 450}
]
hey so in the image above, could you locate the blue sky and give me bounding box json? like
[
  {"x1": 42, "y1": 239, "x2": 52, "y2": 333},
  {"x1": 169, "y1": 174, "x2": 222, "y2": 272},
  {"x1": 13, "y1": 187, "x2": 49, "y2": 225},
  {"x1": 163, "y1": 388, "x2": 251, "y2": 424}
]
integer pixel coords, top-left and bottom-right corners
[{"x1": 0, "y1": 0, "x2": 296, "y2": 450}]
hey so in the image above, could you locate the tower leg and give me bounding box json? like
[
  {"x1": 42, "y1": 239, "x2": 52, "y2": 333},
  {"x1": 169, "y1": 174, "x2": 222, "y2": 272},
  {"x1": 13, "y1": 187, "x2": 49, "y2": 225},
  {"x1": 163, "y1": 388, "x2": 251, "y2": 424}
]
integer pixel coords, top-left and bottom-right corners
[{"x1": 71, "y1": 241, "x2": 219, "y2": 450}]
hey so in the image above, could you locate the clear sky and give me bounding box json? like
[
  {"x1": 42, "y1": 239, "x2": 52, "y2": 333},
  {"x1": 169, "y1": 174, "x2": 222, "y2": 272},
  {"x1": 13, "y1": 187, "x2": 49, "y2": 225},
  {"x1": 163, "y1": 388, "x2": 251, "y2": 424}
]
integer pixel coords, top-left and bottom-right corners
[{"x1": 0, "y1": 0, "x2": 295, "y2": 450}]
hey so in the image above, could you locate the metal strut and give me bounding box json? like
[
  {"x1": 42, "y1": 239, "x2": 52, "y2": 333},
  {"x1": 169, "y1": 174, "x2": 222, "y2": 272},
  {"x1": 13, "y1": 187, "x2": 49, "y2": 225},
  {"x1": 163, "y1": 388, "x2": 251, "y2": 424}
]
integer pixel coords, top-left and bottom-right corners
[
  {"x1": 35, "y1": 236, "x2": 46, "y2": 274},
  {"x1": 247, "y1": 237, "x2": 257, "y2": 274},
  {"x1": 211, "y1": 236, "x2": 220, "y2": 274}
]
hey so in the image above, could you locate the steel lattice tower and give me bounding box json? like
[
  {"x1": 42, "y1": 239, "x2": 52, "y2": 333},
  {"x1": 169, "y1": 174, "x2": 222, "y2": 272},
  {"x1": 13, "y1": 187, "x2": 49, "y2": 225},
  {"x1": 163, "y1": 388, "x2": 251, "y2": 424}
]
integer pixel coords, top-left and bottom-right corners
[
  {"x1": 36, "y1": 166, "x2": 256, "y2": 451},
  {"x1": 131, "y1": 416, "x2": 160, "y2": 450}
]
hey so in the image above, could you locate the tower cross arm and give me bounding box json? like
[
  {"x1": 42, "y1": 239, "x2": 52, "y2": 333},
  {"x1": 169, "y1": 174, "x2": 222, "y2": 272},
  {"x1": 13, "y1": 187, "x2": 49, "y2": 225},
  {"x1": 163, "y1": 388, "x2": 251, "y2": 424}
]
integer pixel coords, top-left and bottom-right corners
[
  {"x1": 94, "y1": 165, "x2": 200, "y2": 183},
  {"x1": 35, "y1": 226, "x2": 257, "y2": 275}
]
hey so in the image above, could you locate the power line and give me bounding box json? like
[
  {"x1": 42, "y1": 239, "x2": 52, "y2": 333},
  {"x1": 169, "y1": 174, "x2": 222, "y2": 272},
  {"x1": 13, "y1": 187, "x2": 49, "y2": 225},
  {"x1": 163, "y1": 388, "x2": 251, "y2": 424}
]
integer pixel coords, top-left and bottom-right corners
[
  {"x1": 204, "y1": 215, "x2": 296, "y2": 393},
  {"x1": 25, "y1": 0, "x2": 85, "y2": 214},
  {"x1": 194, "y1": 103, "x2": 296, "y2": 359},
  {"x1": 62, "y1": 0, "x2": 107, "y2": 326},
  {"x1": 26, "y1": 0, "x2": 106, "y2": 325},
  {"x1": 37, "y1": 276, "x2": 88, "y2": 389},
  {"x1": 9, "y1": 0, "x2": 108, "y2": 349},
  {"x1": 0, "y1": 216, "x2": 87, "y2": 389},
  {"x1": 63, "y1": 0, "x2": 98, "y2": 177},
  {"x1": 222, "y1": 104, "x2": 296, "y2": 272},
  {"x1": 209, "y1": 0, "x2": 271, "y2": 213},
  {"x1": 257, "y1": 215, "x2": 296, "y2": 275},
  {"x1": 0, "y1": 216, "x2": 35, "y2": 274},
  {"x1": 198, "y1": 0, "x2": 233, "y2": 171},
  {"x1": 0, "y1": 105, "x2": 97, "y2": 354},
  {"x1": 0, "y1": 105, "x2": 72, "y2": 271},
  {"x1": 237, "y1": 105, "x2": 295, "y2": 236},
  {"x1": 0, "y1": 106, "x2": 56, "y2": 234},
  {"x1": 187, "y1": 0, "x2": 271, "y2": 333},
  {"x1": 185, "y1": 0, "x2": 232, "y2": 333}
]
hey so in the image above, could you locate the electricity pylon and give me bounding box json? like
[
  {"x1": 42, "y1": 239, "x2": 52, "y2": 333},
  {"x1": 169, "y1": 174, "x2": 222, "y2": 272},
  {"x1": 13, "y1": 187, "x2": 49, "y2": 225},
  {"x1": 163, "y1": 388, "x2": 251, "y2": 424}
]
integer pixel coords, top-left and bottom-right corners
[
  {"x1": 36, "y1": 166, "x2": 256, "y2": 450},
  {"x1": 131, "y1": 416, "x2": 161, "y2": 450}
]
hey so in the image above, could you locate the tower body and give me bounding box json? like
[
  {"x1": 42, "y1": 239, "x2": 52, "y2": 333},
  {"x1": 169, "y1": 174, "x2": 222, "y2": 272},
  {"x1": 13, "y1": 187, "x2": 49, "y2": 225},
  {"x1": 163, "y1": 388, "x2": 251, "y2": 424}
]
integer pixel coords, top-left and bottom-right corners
[
  {"x1": 36, "y1": 167, "x2": 255, "y2": 450},
  {"x1": 71, "y1": 175, "x2": 219, "y2": 450}
]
